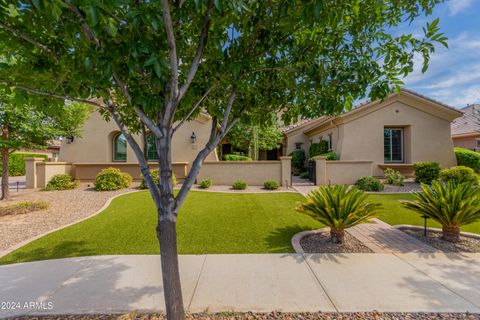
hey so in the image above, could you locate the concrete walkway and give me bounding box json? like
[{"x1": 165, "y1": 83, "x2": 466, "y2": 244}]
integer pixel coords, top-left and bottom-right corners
[
  {"x1": 1, "y1": 254, "x2": 480, "y2": 317},
  {"x1": 292, "y1": 184, "x2": 436, "y2": 253}
]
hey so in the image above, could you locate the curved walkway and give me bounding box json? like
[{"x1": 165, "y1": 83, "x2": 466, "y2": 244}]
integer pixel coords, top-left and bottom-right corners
[{"x1": 1, "y1": 253, "x2": 480, "y2": 317}]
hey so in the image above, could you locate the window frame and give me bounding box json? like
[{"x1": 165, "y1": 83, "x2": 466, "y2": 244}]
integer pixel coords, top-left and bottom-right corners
[
  {"x1": 113, "y1": 133, "x2": 127, "y2": 162},
  {"x1": 384, "y1": 128, "x2": 404, "y2": 163},
  {"x1": 146, "y1": 134, "x2": 159, "y2": 161}
]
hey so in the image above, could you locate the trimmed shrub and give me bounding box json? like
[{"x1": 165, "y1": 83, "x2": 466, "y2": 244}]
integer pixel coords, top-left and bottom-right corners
[
  {"x1": 139, "y1": 169, "x2": 177, "y2": 189},
  {"x1": 289, "y1": 150, "x2": 306, "y2": 170},
  {"x1": 0, "y1": 153, "x2": 48, "y2": 177},
  {"x1": 309, "y1": 140, "x2": 329, "y2": 158},
  {"x1": 355, "y1": 176, "x2": 384, "y2": 192},
  {"x1": 383, "y1": 168, "x2": 405, "y2": 186},
  {"x1": 440, "y1": 166, "x2": 479, "y2": 185},
  {"x1": 299, "y1": 171, "x2": 309, "y2": 179},
  {"x1": 263, "y1": 179, "x2": 279, "y2": 190},
  {"x1": 45, "y1": 174, "x2": 78, "y2": 190},
  {"x1": 232, "y1": 180, "x2": 247, "y2": 190},
  {"x1": 414, "y1": 162, "x2": 440, "y2": 184},
  {"x1": 94, "y1": 167, "x2": 133, "y2": 191},
  {"x1": 223, "y1": 154, "x2": 252, "y2": 161},
  {"x1": 454, "y1": 148, "x2": 480, "y2": 172},
  {"x1": 199, "y1": 178, "x2": 213, "y2": 189},
  {"x1": 320, "y1": 152, "x2": 338, "y2": 160}
]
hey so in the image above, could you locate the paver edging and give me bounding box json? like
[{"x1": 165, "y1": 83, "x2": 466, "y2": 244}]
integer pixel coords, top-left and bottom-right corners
[
  {"x1": 0, "y1": 189, "x2": 142, "y2": 259},
  {"x1": 291, "y1": 228, "x2": 331, "y2": 253},
  {"x1": 394, "y1": 225, "x2": 480, "y2": 240}
]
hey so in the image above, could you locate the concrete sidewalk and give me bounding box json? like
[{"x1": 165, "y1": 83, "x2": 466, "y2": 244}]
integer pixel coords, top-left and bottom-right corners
[{"x1": 1, "y1": 253, "x2": 480, "y2": 317}]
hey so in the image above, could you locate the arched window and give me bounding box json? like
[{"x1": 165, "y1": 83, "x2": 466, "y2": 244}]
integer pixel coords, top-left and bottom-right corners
[
  {"x1": 113, "y1": 133, "x2": 127, "y2": 161},
  {"x1": 146, "y1": 134, "x2": 158, "y2": 160}
]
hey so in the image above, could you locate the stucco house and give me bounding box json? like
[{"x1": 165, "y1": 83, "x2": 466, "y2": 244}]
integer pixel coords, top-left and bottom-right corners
[
  {"x1": 451, "y1": 104, "x2": 480, "y2": 151},
  {"x1": 283, "y1": 89, "x2": 462, "y2": 177}
]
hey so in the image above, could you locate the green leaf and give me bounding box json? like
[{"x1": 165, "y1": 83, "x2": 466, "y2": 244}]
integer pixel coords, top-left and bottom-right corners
[{"x1": 214, "y1": 0, "x2": 222, "y2": 11}]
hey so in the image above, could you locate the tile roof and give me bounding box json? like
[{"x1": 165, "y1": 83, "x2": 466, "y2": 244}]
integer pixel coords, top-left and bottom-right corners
[{"x1": 451, "y1": 104, "x2": 480, "y2": 136}]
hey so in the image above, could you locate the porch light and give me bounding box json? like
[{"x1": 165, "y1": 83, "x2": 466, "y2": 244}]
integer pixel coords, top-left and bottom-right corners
[
  {"x1": 190, "y1": 132, "x2": 197, "y2": 144},
  {"x1": 66, "y1": 135, "x2": 75, "y2": 144}
]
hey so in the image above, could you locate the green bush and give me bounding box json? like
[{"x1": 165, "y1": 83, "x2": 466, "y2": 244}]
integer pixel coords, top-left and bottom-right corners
[
  {"x1": 0, "y1": 153, "x2": 48, "y2": 177},
  {"x1": 263, "y1": 179, "x2": 279, "y2": 190},
  {"x1": 289, "y1": 150, "x2": 306, "y2": 170},
  {"x1": 296, "y1": 185, "x2": 380, "y2": 243},
  {"x1": 309, "y1": 140, "x2": 329, "y2": 158},
  {"x1": 402, "y1": 181, "x2": 480, "y2": 242},
  {"x1": 94, "y1": 167, "x2": 133, "y2": 191},
  {"x1": 454, "y1": 148, "x2": 480, "y2": 172},
  {"x1": 139, "y1": 169, "x2": 177, "y2": 189},
  {"x1": 232, "y1": 180, "x2": 247, "y2": 190},
  {"x1": 199, "y1": 178, "x2": 212, "y2": 189},
  {"x1": 223, "y1": 154, "x2": 252, "y2": 161},
  {"x1": 299, "y1": 171, "x2": 309, "y2": 179},
  {"x1": 383, "y1": 168, "x2": 405, "y2": 186},
  {"x1": 414, "y1": 162, "x2": 440, "y2": 184},
  {"x1": 45, "y1": 174, "x2": 78, "y2": 190},
  {"x1": 320, "y1": 152, "x2": 338, "y2": 160},
  {"x1": 439, "y1": 166, "x2": 479, "y2": 185},
  {"x1": 355, "y1": 176, "x2": 384, "y2": 191}
]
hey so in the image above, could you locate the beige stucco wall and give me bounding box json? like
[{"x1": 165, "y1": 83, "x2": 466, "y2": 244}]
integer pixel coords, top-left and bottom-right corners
[
  {"x1": 284, "y1": 130, "x2": 310, "y2": 156},
  {"x1": 197, "y1": 161, "x2": 284, "y2": 186},
  {"x1": 59, "y1": 110, "x2": 218, "y2": 167},
  {"x1": 325, "y1": 161, "x2": 373, "y2": 185}
]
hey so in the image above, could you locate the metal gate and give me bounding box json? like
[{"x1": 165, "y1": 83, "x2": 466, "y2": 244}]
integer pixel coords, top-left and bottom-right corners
[{"x1": 308, "y1": 160, "x2": 316, "y2": 184}]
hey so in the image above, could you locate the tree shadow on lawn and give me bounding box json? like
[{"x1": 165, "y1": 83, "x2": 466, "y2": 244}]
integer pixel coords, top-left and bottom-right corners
[
  {"x1": 0, "y1": 240, "x2": 97, "y2": 265},
  {"x1": 264, "y1": 225, "x2": 317, "y2": 253}
]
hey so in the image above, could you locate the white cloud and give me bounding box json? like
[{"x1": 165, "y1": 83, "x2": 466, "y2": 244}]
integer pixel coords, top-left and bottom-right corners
[{"x1": 447, "y1": 0, "x2": 473, "y2": 16}]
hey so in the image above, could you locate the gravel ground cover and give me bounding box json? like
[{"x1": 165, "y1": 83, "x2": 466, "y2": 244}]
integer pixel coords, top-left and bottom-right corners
[
  {"x1": 300, "y1": 231, "x2": 373, "y2": 253},
  {"x1": 381, "y1": 181, "x2": 422, "y2": 193},
  {"x1": 6, "y1": 312, "x2": 480, "y2": 320},
  {"x1": 0, "y1": 183, "x2": 139, "y2": 252},
  {"x1": 400, "y1": 227, "x2": 480, "y2": 253}
]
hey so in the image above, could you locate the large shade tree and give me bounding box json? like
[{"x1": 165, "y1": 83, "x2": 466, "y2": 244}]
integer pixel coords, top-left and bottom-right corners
[{"x1": 0, "y1": 0, "x2": 446, "y2": 318}]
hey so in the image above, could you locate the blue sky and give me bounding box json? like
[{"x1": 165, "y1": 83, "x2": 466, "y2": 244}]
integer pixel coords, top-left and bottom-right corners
[{"x1": 399, "y1": 0, "x2": 480, "y2": 108}]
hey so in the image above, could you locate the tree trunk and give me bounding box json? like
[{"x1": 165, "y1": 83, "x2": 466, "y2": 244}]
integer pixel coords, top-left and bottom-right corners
[
  {"x1": 330, "y1": 228, "x2": 345, "y2": 244},
  {"x1": 442, "y1": 225, "x2": 460, "y2": 242},
  {"x1": 1, "y1": 126, "x2": 9, "y2": 201},
  {"x1": 156, "y1": 129, "x2": 185, "y2": 320},
  {"x1": 158, "y1": 219, "x2": 184, "y2": 320}
]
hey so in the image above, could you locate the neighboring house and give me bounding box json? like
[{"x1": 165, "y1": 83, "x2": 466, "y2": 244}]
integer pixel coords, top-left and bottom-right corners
[
  {"x1": 282, "y1": 89, "x2": 462, "y2": 177},
  {"x1": 451, "y1": 104, "x2": 480, "y2": 151},
  {"x1": 17, "y1": 140, "x2": 61, "y2": 161}
]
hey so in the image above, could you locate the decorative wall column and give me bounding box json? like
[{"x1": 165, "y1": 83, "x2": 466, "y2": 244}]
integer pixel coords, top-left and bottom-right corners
[
  {"x1": 25, "y1": 158, "x2": 44, "y2": 189},
  {"x1": 314, "y1": 156, "x2": 327, "y2": 186},
  {"x1": 279, "y1": 156, "x2": 292, "y2": 187}
]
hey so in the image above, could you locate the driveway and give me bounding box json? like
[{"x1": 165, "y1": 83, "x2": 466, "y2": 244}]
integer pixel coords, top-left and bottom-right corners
[{"x1": 1, "y1": 253, "x2": 479, "y2": 317}]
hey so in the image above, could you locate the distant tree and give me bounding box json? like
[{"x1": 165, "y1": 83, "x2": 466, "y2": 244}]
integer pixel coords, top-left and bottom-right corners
[
  {"x1": 0, "y1": 1, "x2": 447, "y2": 318},
  {"x1": 227, "y1": 122, "x2": 283, "y2": 160},
  {"x1": 0, "y1": 97, "x2": 90, "y2": 200}
]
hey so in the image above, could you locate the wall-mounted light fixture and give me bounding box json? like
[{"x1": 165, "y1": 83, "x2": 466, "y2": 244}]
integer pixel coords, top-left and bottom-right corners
[
  {"x1": 190, "y1": 132, "x2": 197, "y2": 144},
  {"x1": 66, "y1": 135, "x2": 75, "y2": 144}
]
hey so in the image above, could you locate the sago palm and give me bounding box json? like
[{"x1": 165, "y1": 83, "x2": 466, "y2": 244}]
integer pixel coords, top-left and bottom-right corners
[
  {"x1": 296, "y1": 185, "x2": 380, "y2": 243},
  {"x1": 402, "y1": 181, "x2": 480, "y2": 242}
]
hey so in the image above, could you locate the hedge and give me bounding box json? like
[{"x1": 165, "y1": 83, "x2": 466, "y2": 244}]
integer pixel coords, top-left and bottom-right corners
[
  {"x1": 309, "y1": 140, "x2": 329, "y2": 158},
  {"x1": 454, "y1": 148, "x2": 480, "y2": 172},
  {"x1": 223, "y1": 154, "x2": 252, "y2": 161},
  {"x1": 0, "y1": 153, "x2": 48, "y2": 177},
  {"x1": 413, "y1": 162, "x2": 440, "y2": 184}
]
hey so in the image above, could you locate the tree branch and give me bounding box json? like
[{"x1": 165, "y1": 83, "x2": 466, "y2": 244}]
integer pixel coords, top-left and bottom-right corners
[
  {"x1": 63, "y1": 0, "x2": 101, "y2": 47},
  {"x1": 0, "y1": 79, "x2": 103, "y2": 108},
  {"x1": 178, "y1": 3, "x2": 214, "y2": 101},
  {"x1": 106, "y1": 99, "x2": 162, "y2": 204},
  {"x1": 172, "y1": 79, "x2": 219, "y2": 133},
  {"x1": 219, "y1": 88, "x2": 237, "y2": 135},
  {"x1": 112, "y1": 71, "x2": 164, "y2": 138},
  {"x1": 0, "y1": 22, "x2": 60, "y2": 61}
]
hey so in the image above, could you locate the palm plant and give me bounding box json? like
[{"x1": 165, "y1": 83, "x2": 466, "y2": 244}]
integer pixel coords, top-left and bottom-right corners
[
  {"x1": 296, "y1": 185, "x2": 380, "y2": 243},
  {"x1": 402, "y1": 181, "x2": 480, "y2": 242}
]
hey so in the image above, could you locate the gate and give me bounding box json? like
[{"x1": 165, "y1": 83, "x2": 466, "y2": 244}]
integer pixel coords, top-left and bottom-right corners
[{"x1": 308, "y1": 159, "x2": 316, "y2": 184}]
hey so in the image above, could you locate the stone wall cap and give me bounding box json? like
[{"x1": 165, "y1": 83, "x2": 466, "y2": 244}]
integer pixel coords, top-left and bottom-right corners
[{"x1": 24, "y1": 157, "x2": 46, "y2": 161}]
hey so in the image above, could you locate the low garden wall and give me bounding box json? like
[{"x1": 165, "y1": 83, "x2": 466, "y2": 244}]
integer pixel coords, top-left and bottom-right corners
[
  {"x1": 197, "y1": 157, "x2": 291, "y2": 186},
  {"x1": 314, "y1": 156, "x2": 373, "y2": 185}
]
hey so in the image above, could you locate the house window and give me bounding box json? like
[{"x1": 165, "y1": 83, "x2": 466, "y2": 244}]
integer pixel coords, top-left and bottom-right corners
[
  {"x1": 384, "y1": 128, "x2": 403, "y2": 163},
  {"x1": 295, "y1": 143, "x2": 303, "y2": 150},
  {"x1": 113, "y1": 133, "x2": 127, "y2": 161},
  {"x1": 327, "y1": 133, "x2": 333, "y2": 150},
  {"x1": 146, "y1": 134, "x2": 158, "y2": 160}
]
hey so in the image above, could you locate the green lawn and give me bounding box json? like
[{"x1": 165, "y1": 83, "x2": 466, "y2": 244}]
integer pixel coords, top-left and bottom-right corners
[
  {"x1": 0, "y1": 191, "x2": 322, "y2": 265},
  {"x1": 3, "y1": 191, "x2": 480, "y2": 265}
]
